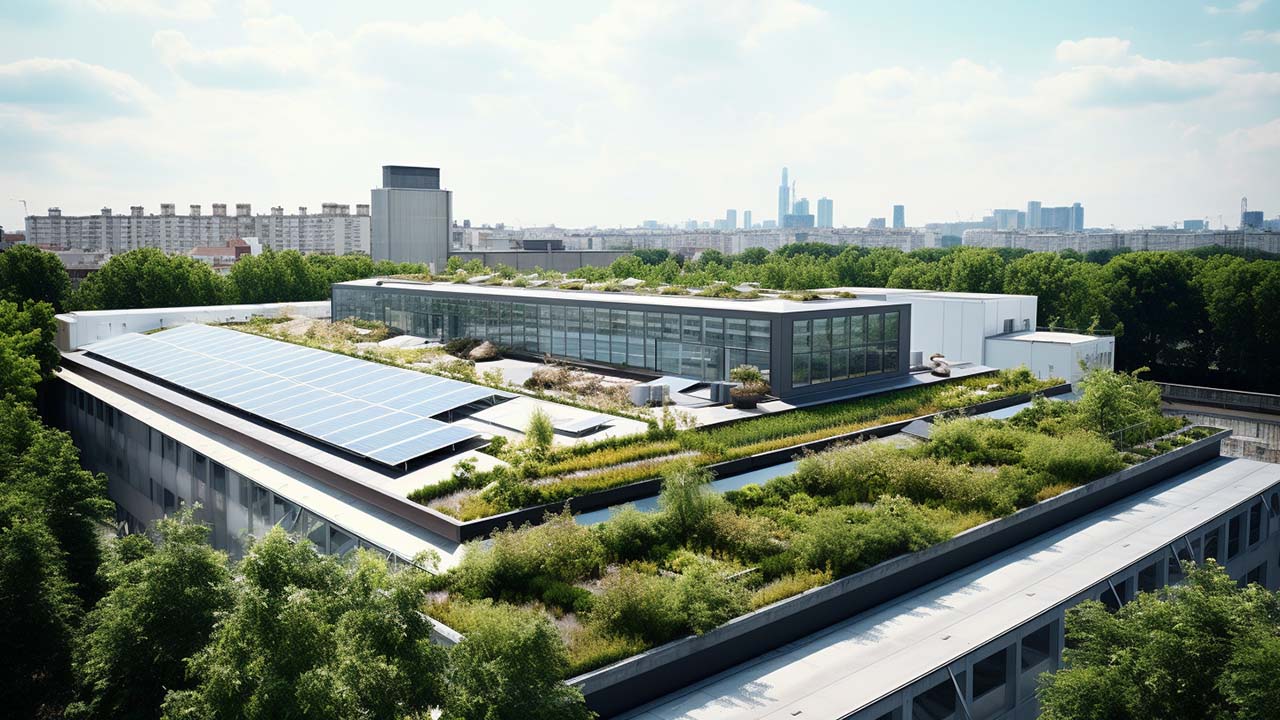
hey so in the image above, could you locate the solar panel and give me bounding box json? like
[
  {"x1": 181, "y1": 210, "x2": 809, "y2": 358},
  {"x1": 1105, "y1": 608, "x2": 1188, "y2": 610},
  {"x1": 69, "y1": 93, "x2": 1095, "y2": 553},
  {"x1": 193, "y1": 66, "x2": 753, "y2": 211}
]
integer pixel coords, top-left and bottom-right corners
[{"x1": 84, "y1": 324, "x2": 514, "y2": 467}]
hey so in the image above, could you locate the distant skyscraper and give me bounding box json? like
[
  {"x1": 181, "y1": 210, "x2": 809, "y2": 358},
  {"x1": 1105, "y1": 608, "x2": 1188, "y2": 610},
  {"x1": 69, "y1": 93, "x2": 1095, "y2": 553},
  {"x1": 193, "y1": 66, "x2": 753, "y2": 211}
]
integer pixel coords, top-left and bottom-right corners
[
  {"x1": 725, "y1": 209, "x2": 737, "y2": 230},
  {"x1": 1242, "y1": 211, "x2": 1264, "y2": 229},
  {"x1": 762, "y1": 219, "x2": 777, "y2": 229},
  {"x1": 1183, "y1": 219, "x2": 1206, "y2": 231},
  {"x1": 892, "y1": 205, "x2": 905, "y2": 229},
  {"x1": 1037, "y1": 203, "x2": 1085, "y2": 232},
  {"x1": 993, "y1": 209, "x2": 1021, "y2": 230},
  {"x1": 778, "y1": 168, "x2": 790, "y2": 226},
  {"x1": 816, "y1": 198, "x2": 833, "y2": 228},
  {"x1": 868, "y1": 217, "x2": 886, "y2": 229},
  {"x1": 1071, "y1": 202, "x2": 1084, "y2": 232},
  {"x1": 1027, "y1": 201, "x2": 1042, "y2": 229},
  {"x1": 743, "y1": 210, "x2": 752, "y2": 229}
]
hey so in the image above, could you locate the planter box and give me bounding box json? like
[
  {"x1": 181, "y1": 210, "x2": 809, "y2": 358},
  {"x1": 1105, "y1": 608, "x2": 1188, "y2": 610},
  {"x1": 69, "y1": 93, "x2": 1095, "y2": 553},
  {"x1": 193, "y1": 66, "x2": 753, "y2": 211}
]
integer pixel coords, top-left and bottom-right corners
[
  {"x1": 455, "y1": 383, "x2": 1073, "y2": 541},
  {"x1": 568, "y1": 428, "x2": 1230, "y2": 718}
]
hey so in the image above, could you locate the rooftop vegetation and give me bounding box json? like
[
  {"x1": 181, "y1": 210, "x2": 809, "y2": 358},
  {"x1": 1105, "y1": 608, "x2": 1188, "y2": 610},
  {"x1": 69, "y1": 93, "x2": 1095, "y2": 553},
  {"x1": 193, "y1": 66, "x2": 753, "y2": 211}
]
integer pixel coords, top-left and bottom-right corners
[
  {"x1": 413, "y1": 367, "x2": 1058, "y2": 519},
  {"x1": 422, "y1": 368, "x2": 1211, "y2": 676}
]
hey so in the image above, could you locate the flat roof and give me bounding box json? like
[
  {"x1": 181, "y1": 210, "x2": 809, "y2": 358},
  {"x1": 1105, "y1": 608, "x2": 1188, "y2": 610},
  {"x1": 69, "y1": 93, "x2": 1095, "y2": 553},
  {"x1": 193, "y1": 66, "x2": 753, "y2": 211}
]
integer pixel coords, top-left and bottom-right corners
[
  {"x1": 59, "y1": 366, "x2": 465, "y2": 566},
  {"x1": 58, "y1": 300, "x2": 329, "y2": 319},
  {"x1": 336, "y1": 278, "x2": 900, "y2": 315},
  {"x1": 621, "y1": 456, "x2": 1280, "y2": 720},
  {"x1": 819, "y1": 287, "x2": 1037, "y2": 301},
  {"x1": 991, "y1": 330, "x2": 1106, "y2": 345}
]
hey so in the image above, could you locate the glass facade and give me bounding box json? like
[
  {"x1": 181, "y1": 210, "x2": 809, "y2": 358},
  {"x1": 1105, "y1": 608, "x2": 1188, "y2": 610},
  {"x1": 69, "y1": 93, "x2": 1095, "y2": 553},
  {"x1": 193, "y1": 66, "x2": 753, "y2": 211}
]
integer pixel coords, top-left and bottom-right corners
[
  {"x1": 62, "y1": 384, "x2": 397, "y2": 564},
  {"x1": 334, "y1": 286, "x2": 773, "y2": 382},
  {"x1": 790, "y1": 310, "x2": 900, "y2": 387}
]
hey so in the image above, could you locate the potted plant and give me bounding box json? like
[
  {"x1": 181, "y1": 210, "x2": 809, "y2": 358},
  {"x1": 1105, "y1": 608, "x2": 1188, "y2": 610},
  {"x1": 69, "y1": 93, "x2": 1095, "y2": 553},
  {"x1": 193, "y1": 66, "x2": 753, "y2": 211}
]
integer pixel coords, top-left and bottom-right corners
[{"x1": 729, "y1": 364, "x2": 771, "y2": 409}]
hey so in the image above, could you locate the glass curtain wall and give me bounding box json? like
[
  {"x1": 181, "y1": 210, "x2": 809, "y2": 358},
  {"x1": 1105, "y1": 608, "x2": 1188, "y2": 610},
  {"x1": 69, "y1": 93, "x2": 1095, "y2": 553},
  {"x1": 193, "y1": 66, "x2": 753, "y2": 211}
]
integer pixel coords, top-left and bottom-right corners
[
  {"x1": 334, "y1": 287, "x2": 772, "y2": 382},
  {"x1": 62, "y1": 385, "x2": 395, "y2": 565},
  {"x1": 791, "y1": 310, "x2": 900, "y2": 388}
]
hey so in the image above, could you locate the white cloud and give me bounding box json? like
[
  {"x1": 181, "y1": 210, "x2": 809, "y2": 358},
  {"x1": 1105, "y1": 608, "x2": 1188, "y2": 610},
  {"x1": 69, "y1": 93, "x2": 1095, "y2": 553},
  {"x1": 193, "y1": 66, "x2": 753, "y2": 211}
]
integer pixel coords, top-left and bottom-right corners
[
  {"x1": 1221, "y1": 117, "x2": 1280, "y2": 152},
  {"x1": 1043, "y1": 40, "x2": 1280, "y2": 107},
  {"x1": 1055, "y1": 37, "x2": 1132, "y2": 65},
  {"x1": 0, "y1": 57, "x2": 154, "y2": 115},
  {"x1": 740, "y1": 0, "x2": 826, "y2": 49},
  {"x1": 1205, "y1": 0, "x2": 1264, "y2": 14},
  {"x1": 153, "y1": 13, "x2": 335, "y2": 89},
  {"x1": 1242, "y1": 29, "x2": 1280, "y2": 44},
  {"x1": 85, "y1": 0, "x2": 217, "y2": 20}
]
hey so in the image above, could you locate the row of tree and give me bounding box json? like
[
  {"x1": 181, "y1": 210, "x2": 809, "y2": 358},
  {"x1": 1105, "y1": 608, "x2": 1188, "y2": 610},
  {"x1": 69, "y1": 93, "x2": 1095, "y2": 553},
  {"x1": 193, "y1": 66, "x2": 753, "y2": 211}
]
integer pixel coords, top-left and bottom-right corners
[
  {"x1": 0, "y1": 291, "x2": 591, "y2": 719},
  {"x1": 579, "y1": 244, "x2": 1279, "y2": 392},
  {"x1": 0, "y1": 245, "x2": 430, "y2": 314}
]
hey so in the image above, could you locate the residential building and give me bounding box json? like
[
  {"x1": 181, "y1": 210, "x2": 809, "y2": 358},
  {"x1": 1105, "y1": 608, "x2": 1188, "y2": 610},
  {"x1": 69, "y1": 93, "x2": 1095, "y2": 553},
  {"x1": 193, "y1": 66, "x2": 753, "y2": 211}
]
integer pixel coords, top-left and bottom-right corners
[
  {"x1": 816, "y1": 198, "x2": 833, "y2": 228},
  {"x1": 24, "y1": 203, "x2": 370, "y2": 255},
  {"x1": 962, "y1": 229, "x2": 1280, "y2": 255},
  {"x1": 1027, "y1": 200, "x2": 1042, "y2": 229},
  {"x1": 370, "y1": 165, "x2": 452, "y2": 270},
  {"x1": 993, "y1": 209, "x2": 1022, "y2": 230},
  {"x1": 188, "y1": 238, "x2": 252, "y2": 274},
  {"x1": 868, "y1": 217, "x2": 887, "y2": 229},
  {"x1": 892, "y1": 204, "x2": 905, "y2": 229}
]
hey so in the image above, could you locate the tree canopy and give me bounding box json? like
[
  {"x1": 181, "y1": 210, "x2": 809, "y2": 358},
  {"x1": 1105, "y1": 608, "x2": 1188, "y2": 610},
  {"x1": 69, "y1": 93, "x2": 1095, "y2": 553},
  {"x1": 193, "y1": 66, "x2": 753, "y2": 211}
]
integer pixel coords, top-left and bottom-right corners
[
  {"x1": 0, "y1": 244, "x2": 71, "y2": 310},
  {"x1": 71, "y1": 248, "x2": 234, "y2": 310},
  {"x1": 1038, "y1": 561, "x2": 1280, "y2": 720}
]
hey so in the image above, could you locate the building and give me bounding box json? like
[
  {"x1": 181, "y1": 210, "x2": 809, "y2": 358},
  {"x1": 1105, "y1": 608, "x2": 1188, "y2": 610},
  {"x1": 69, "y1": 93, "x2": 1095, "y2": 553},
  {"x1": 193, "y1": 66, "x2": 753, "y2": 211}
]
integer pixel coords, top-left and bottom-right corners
[
  {"x1": 816, "y1": 198, "x2": 833, "y2": 228},
  {"x1": 993, "y1": 209, "x2": 1022, "y2": 230},
  {"x1": 962, "y1": 229, "x2": 1280, "y2": 255},
  {"x1": 371, "y1": 165, "x2": 452, "y2": 271},
  {"x1": 1035, "y1": 203, "x2": 1084, "y2": 232},
  {"x1": 1183, "y1": 219, "x2": 1207, "y2": 231},
  {"x1": 1242, "y1": 210, "x2": 1264, "y2": 229},
  {"x1": 868, "y1": 217, "x2": 887, "y2": 229},
  {"x1": 24, "y1": 203, "x2": 369, "y2": 255},
  {"x1": 1026, "y1": 200, "x2": 1042, "y2": 229},
  {"x1": 742, "y1": 210, "x2": 752, "y2": 230},
  {"x1": 333, "y1": 279, "x2": 913, "y2": 402},
  {"x1": 782, "y1": 213, "x2": 815, "y2": 229},
  {"x1": 892, "y1": 204, "x2": 905, "y2": 229},
  {"x1": 188, "y1": 238, "x2": 252, "y2": 274},
  {"x1": 621, "y1": 456, "x2": 1280, "y2": 719},
  {"x1": 777, "y1": 167, "x2": 790, "y2": 226}
]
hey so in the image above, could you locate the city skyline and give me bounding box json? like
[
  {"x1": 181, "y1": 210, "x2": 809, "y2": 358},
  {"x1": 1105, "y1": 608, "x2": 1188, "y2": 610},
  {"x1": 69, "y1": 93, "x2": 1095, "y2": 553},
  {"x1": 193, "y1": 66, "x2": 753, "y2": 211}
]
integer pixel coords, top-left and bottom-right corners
[{"x1": 1, "y1": 1, "x2": 1279, "y2": 232}]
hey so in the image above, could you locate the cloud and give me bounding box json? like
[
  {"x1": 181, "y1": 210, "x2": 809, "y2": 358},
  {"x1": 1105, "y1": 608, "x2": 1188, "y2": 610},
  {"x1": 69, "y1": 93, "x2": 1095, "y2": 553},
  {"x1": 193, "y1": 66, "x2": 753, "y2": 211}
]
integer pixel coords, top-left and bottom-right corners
[
  {"x1": 1055, "y1": 37, "x2": 1132, "y2": 65},
  {"x1": 85, "y1": 0, "x2": 217, "y2": 20},
  {"x1": 740, "y1": 0, "x2": 826, "y2": 49},
  {"x1": 1242, "y1": 29, "x2": 1280, "y2": 44},
  {"x1": 1220, "y1": 116, "x2": 1280, "y2": 152},
  {"x1": 1205, "y1": 0, "x2": 1264, "y2": 14},
  {"x1": 1043, "y1": 40, "x2": 1280, "y2": 108},
  {"x1": 0, "y1": 58, "x2": 153, "y2": 115},
  {"x1": 153, "y1": 14, "x2": 334, "y2": 89}
]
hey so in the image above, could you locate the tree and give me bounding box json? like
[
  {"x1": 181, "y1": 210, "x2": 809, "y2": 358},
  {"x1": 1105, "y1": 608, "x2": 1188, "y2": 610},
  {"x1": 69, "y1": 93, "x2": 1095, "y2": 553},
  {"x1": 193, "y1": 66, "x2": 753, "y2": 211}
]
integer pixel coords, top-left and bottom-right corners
[
  {"x1": 162, "y1": 529, "x2": 447, "y2": 720},
  {"x1": 229, "y1": 249, "x2": 328, "y2": 304},
  {"x1": 945, "y1": 247, "x2": 1006, "y2": 293},
  {"x1": 444, "y1": 603, "x2": 593, "y2": 720},
  {"x1": 69, "y1": 511, "x2": 233, "y2": 720},
  {"x1": 658, "y1": 463, "x2": 718, "y2": 539},
  {"x1": 1104, "y1": 252, "x2": 1209, "y2": 371},
  {"x1": 0, "y1": 298, "x2": 60, "y2": 377},
  {"x1": 71, "y1": 248, "x2": 233, "y2": 310},
  {"x1": 1038, "y1": 561, "x2": 1280, "y2": 720},
  {"x1": 0, "y1": 244, "x2": 71, "y2": 310},
  {"x1": 1003, "y1": 253, "x2": 1113, "y2": 331}
]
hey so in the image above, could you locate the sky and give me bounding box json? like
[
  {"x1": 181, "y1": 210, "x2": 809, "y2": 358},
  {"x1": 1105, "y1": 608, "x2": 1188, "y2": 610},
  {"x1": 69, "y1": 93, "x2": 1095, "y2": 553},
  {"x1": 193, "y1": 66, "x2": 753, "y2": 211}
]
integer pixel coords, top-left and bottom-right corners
[{"x1": 1, "y1": 0, "x2": 1278, "y2": 232}]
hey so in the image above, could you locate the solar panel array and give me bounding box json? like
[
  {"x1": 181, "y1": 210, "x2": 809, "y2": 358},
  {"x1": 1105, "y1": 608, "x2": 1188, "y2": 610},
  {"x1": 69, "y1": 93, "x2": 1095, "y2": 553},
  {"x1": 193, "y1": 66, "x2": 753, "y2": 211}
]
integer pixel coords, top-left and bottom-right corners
[{"x1": 85, "y1": 324, "x2": 512, "y2": 467}]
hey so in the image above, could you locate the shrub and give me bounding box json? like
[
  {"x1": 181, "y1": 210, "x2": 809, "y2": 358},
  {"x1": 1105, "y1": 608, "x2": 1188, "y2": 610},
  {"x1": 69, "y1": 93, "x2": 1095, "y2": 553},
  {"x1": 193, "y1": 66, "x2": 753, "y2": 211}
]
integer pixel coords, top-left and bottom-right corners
[
  {"x1": 588, "y1": 569, "x2": 683, "y2": 644},
  {"x1": 525, "y1": 408, "x2": 555, "y2": 453},
  {"x1": 673, "y1": 560, "x2": 750, "y2": 635},
  {"x1": 1020, "y1": 431, "x2": 1124, "y2": 486},
  {"x1": 444, "y1": 337, "x2": 483, "y2": 357},
  {"x1": 927, "y1": 418, "x2": 1030, "y2": 466},
  {"x1": 729, "y1": 364, "x2": 765, "y2": 385},
  {"x1": 596, "y1": 505, "x2": 664, "y2": 562},
  {"x1": 565, "y1": 625, "x2": 648, "y2": 676},
  {"x1": 791, "y1": 496, "x2": 946, "y2": 577},
  {"x1": 706, "y1": 509, "x2": 785, "y2": 561},
  {"x1": 658, "y1": 463, "x2": 720, "y2": 540},
  {"x1": 448, "y1": 510, "x2": 605, "y2": 600}
]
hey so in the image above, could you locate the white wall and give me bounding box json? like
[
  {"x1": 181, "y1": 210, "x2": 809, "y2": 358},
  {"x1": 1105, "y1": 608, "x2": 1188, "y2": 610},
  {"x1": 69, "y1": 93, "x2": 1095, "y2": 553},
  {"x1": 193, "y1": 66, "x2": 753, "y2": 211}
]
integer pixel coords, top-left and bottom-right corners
[
  {"x1": 906, "y1": 295, "x2": 1037, "y2": 365},
  {"x1": 57, "y1": 301, "x2": 330, "y2": 351},
  {"x1": 985, "y1": 335, "x2": 1115, "y2": 384}
]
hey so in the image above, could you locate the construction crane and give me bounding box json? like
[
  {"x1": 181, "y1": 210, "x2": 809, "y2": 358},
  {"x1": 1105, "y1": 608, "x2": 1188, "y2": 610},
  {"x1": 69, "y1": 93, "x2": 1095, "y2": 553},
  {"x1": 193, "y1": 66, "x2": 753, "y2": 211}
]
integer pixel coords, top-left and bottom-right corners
[{"x1": 10, "y1": 198, "x2": 27, "y2": 217}]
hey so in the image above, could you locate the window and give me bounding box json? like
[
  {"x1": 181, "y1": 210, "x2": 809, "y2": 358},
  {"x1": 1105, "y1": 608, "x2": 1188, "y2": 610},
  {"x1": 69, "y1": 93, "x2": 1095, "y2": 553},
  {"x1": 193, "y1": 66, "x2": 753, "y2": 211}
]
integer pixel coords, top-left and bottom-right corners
[
  {"x1": 1244, "y1": 563, "x2": 1266, "y2": 587},
  {"x1": 912, "y1": 676, "x2": 957, "y2": 720},
  {"x1": 972, "y1": 647, "x2": 1008, "y2": 700},
  {"x1": 1021, "y1": 624, "x2": 1053, "y2": 671},
  {"x1": 1248, "y1": 501, "x2": 1263, "y2": 546},
  {"x1": 1138, "y1": 562, "x2": 1160, "y2": 593},
  {"x1": 1228, "y1": 514, "x2": 1242, "y2": 559},
  {"x1": 1204, "y1": 526, "x2": 1221, "y2": 561}
]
